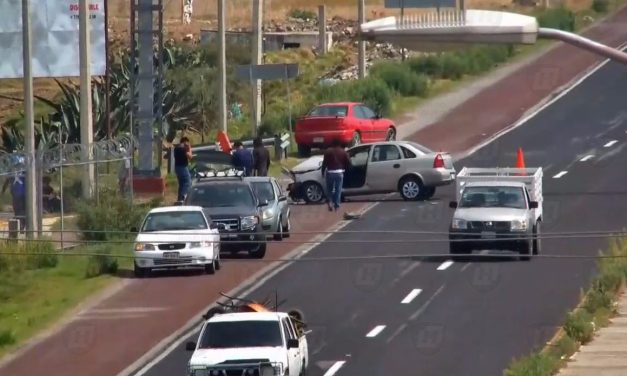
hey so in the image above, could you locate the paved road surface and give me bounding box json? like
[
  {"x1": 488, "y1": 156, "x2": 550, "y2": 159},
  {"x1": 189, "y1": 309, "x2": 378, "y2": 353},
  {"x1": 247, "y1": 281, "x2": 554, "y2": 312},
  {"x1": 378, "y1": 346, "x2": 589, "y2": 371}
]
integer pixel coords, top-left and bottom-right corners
[{"x1": 141, "y1": 52, "x2": 627, "y2": 376}]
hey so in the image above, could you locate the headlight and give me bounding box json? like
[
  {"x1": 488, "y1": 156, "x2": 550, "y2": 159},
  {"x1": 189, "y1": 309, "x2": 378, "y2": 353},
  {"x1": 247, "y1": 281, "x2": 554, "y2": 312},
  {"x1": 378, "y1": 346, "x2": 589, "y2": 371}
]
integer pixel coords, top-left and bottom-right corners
[
  {"x1": 451, "y1": 218, "x2": 467, "y2": 230},
  {"x1": 510, "y1": 219, "x2": 528, "y2": 231},
  {"x1": 262, "y1": 208, "x2": 275, "y2": 220},
  {"x1": 190, "y1": 241, "x2": 212, "y2": 248},
  {"x1": 241, "y1": 215, "x2": 259, "y2": 229},
  {"x1": 134, "y1": 243, "x2": 155, "y2": 251}
]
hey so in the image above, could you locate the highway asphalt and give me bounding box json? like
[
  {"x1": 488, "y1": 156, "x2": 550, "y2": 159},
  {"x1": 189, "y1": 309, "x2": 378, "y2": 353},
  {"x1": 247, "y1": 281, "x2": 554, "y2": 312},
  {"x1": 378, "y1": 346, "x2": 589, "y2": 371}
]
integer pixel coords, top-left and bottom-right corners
[{"x1": 139, "y1": 58, "x2": 627, "y2": 376}]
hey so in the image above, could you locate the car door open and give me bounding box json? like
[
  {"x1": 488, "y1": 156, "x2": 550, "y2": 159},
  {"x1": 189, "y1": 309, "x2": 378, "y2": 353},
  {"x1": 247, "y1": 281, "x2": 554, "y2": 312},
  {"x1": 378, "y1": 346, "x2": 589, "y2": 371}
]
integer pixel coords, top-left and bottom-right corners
[{"x1": 343, "y1": 145, "x2": 371, "y2": 190}]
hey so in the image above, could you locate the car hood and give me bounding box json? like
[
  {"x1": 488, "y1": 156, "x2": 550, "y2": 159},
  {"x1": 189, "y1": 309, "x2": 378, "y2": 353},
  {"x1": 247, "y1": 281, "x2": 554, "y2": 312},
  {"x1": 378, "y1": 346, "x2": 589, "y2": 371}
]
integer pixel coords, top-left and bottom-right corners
[
  {"x1": 453, "y1": 207, "x2": 528, "y2": 222},
  {"x1": 291, "y1": 156, "x2": 323, "y2": 173},
  {"x1": 189, "y1": 347, "x2": 285, "y2": 367},
  {"x1": 135, "y1": 230, "x2": 217, "y2": 243},
  {"x1": 205, "y1": 206, "x2": 259, "y2": 218}
]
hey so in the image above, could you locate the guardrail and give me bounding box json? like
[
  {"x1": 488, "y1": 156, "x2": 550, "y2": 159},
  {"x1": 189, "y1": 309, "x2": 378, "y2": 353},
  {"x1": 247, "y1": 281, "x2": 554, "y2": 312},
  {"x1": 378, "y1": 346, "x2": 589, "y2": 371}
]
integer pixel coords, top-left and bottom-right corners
[{"x1": 166, "y1": 133, "x2": 291, "y2": 174}]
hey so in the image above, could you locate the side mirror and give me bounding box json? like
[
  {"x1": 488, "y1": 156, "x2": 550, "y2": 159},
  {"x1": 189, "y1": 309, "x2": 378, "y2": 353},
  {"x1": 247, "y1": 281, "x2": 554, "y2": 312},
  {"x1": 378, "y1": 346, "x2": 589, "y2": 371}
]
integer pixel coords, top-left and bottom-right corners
[
  {"x1": 130, "y1": 227, "x2": 138, "y2": 233},
  {"x1": 278, "y1": 195, "x2": 287, "y2": 202},
  {"x1": 449, "y1": 201, "x2": 458, "y2": 209},
  {"x1": 529, "y1": 201, "x2": 539, "y2": 209},
  {"x1": 258, "y1": 199, "x2": 269, "y2": 207},
  {"x1": 185, "y1": 341, "x2": 196, "y2": 351},
  {"x1": 287, "y1": 339, "x2": 299, "y2": 349}
]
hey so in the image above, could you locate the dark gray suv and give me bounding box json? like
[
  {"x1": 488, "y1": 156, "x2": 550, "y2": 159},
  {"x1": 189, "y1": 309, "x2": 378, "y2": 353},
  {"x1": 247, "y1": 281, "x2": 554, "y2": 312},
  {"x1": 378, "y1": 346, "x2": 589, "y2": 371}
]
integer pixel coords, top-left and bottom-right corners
[{"x1": 184, "y1": 176, "x2": 268, "y2": 258}]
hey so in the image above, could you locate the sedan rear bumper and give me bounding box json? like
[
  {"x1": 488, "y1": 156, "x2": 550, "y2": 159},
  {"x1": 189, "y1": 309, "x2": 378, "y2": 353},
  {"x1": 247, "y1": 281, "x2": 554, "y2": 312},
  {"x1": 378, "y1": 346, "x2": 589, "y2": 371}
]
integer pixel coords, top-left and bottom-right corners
[{"x1": 295, "y1": 130, "x2": 353, "y2": 147}]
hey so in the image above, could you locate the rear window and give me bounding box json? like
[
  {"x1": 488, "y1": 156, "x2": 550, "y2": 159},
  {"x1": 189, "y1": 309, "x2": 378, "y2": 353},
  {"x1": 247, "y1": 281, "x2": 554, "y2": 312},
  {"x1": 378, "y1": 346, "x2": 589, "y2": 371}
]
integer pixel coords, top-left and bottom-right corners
[
  {"x1": 308, "y1": 105, "x2": 348, "y2": 117},
  {"x1": 187, "y1": 183, "x2": 255, "y2": 208},
  {"x1": 406, "y1": 142, "x2": 433, "y2": 154}
]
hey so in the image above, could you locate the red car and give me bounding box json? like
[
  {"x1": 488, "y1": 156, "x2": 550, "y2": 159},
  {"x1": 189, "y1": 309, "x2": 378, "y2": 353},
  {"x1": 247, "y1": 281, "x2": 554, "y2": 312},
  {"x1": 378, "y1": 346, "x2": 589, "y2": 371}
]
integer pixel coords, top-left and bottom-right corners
[{"x1": 294, "y1": 102, "x2": 397, "y2": 157}]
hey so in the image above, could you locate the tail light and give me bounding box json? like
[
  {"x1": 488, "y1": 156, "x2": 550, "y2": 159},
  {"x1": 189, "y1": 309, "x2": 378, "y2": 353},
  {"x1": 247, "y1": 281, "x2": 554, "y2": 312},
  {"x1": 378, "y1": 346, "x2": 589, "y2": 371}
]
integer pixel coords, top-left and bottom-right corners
[{"x1": 433, "y1": 154, "x2": 445, "y2": 168}]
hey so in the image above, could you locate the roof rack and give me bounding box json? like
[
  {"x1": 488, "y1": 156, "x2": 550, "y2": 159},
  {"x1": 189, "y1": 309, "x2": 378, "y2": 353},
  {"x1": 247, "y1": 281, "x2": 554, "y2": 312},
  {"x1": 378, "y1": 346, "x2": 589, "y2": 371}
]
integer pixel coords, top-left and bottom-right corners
[{"x1": 195, "y1": 168, "x2": 245, "y2": 182}]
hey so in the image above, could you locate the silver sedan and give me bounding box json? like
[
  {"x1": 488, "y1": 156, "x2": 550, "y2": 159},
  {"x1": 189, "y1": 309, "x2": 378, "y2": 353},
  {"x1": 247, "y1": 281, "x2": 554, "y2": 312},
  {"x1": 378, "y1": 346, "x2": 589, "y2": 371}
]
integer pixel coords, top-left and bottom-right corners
[{"x1": 246, "y1": 176, "x2": 291, "y2": 240}]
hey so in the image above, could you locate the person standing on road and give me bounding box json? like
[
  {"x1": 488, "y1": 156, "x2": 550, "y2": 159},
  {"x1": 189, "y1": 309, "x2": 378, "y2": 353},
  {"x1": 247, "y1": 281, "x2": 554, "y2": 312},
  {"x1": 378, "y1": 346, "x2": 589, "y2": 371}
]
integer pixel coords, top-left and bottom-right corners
[
  {"x1": 252, "y1": 137, "x2": 270, "y2": 176},
  {"x1": 2, "y1": 172, "x2": 26, "y2": 231},
  {"x1": 231, "y1": 141, "x2": 254, "y2": 176},
  {"x1": 174, "y1": 136, "x2": 193, "y2": 202},
  {"x1": 321, "y1": 139, "x2": 350, "y2": 212}
]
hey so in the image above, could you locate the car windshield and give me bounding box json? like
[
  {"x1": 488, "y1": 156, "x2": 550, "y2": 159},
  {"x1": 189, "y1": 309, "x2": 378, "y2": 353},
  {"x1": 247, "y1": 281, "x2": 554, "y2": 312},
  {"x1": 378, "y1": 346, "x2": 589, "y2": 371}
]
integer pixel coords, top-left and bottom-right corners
[
  {"x1": 187, "y1": 183, "x2": 255, "y2": 208},
  {"x1": 251, "y1": 181, "x2": 275, "y2": 203},
  {"x1": 199, "y1": 320, "x2": 283, "y2": 349},
  {"x1": 459, "y1": 186, "x2": 527, "y2": 209},
  {"x1": 308, "y1": 105, "x2": 348, "y2": 117},
  {"x1": 141, "y1": 211, "x2": 207, "y2": 232}
]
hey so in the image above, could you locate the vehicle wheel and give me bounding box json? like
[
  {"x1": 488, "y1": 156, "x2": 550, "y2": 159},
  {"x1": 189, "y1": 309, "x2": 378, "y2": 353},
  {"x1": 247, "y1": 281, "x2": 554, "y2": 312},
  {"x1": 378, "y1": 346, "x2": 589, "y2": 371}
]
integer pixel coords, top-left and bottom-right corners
[
  {"x1": 349, "y1": 131, "x2": 361, "y2": 147},
  {"x1": 215, "y1": 252, "x2": 221, "y2": 271},
  {"x1": 282, "y1": 215, "x2": 291, "y2": 238},
  {"x1": 249, "y1": 242, "x2": 267, "y2": 259},
  {"x1": 204, "y1": 260, "x2": 216, "y2": 274},
  {"x1": 273, "y1": 217, "x2": 284, "y2": 241},
  {"x1": 519, "y1": 240, "x2": 532, "y2": 261},
  {"x1": 399, "y1": 176, "x2": 424, "y2": 201},
  {"x1": 533, "y1": 222, "x2": 541, "y2": 255},
  {"x1": 297, "y1": 144, "x2": 311, "y2": 158},
  {"x1": 386, "y1": 127, "x2": 396, "y2": 141},
  {"x1": 134, "y1": 263, "x2": 150, "y2": 278},
  {"x1": 302, "y1": 181, "x2": 325, "y2": 204},
  {"x1": 422, "y1": 187, "x2": 436, "y2": 200}
]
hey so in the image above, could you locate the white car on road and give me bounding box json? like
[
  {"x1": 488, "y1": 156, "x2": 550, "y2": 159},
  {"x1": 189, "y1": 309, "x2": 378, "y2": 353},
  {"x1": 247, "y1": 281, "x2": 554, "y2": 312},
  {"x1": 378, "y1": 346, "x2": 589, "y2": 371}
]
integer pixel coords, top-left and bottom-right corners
[
  {"x1": 132, "y1": 206, "x2": 222, "y2": 278},
  {"x1": 186, "y1": 311, "x2": 309, "y2": 376}
]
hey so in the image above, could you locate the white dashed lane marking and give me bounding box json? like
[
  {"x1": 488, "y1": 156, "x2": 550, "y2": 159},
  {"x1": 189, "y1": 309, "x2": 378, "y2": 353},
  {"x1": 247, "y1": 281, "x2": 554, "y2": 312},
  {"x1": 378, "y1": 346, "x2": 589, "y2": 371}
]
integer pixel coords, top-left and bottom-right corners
[
  {"x1": 579, "y1": 155, "x2": 594, "y2": 162},
  {"x1": 323, "y1": 361, "x2": 347, "y2": 376},
  {"x1": 401, "y1": 289, "x2": 422, "y2": 304},
  {"x1": 553, "y1": 171, "x2": 568, "y2": 179},
  {"x1": 604, "y1": 140, "x2": 618, "y2": 147},
  {"x1": 365, "y1": 325, "x2": 386, "y2": 338},
  {"x1": 437, "y1": 261, "x2": 454, "y2": 270}
]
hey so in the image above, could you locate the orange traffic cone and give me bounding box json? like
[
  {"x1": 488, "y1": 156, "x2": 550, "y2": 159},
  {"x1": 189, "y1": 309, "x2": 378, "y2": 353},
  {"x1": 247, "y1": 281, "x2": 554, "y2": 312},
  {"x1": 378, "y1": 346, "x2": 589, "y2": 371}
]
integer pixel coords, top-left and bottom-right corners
[
  {"x1": 217, "y1": 131, "x2": 232, "y2": 154},
  {"x1": 516, "y1": 147, "x2": 526, "y2": 175}
]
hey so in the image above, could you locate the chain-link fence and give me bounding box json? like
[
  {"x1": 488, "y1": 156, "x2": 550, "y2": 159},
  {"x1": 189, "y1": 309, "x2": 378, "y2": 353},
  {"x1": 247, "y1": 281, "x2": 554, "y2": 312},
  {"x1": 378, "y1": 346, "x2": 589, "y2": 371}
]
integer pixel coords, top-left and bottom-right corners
[{"x1": 0, "y1": 134, "x2": 135, "y2": 244}]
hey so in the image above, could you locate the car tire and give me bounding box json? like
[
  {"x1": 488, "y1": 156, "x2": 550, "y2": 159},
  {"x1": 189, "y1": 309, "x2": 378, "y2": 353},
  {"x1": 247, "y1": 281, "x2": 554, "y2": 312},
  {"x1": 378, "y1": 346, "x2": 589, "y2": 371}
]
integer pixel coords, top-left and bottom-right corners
[
  {"x1": 297, "y1": 144, "x2": 311, "y2": 158},
  {"x1": 349, "y1": 131, "x2": 361, "y2": 147},
  {"x1": 204, "y1": 260, "x2": 216, "y2": 275},
  {"x1": 249, "y1": 242, "x2": 267, "y2": 259},
  {"x1": 215, "y1": 253, "x2": 221, "y2": 271},
  {"x1": 399, "y1": 176, "x2": 424, "y2": 201},
  {"x1": 282, "y1": 215, "x2": 291, "y2": 238},
  {"x1": 386, "y1": 127, "x2": 396, "y2": 141},
  {"x1": 274, "y1": 217, "x2": 284, "y2": 241},
  {"x1": 134, "y1": 263, "x2": 150, "y2": 278},
  {"x1": 422, "y1": 187, "x2": 436, "y2": 200},
  {"x1": 302, "y1": 181, "x2": 325, "y2": 204},
  {"x1": 533, "y1": 222, "x2": 541, "y2": 255},
  {"x1": 519, "y1": 240, "x2": 532, "y2": 261}
]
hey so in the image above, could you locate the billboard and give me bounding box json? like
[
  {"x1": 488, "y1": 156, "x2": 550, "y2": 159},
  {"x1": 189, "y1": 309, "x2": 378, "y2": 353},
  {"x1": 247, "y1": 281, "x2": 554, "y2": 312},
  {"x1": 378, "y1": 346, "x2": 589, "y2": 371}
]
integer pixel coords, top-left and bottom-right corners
[{"x1": 0, "y1": 0, "x2": 106, "y2": 78}]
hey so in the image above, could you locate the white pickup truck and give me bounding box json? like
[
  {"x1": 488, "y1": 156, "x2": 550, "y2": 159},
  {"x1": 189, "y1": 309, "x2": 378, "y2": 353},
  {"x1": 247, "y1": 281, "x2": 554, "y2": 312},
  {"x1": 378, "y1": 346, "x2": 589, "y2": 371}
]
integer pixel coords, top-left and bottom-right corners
[
  {"x1": 448, "y1": 167, "x2": 543, "y2": 260},
  {"x1": 186, "y1": 311, "x2": 309, "y2": 376}
]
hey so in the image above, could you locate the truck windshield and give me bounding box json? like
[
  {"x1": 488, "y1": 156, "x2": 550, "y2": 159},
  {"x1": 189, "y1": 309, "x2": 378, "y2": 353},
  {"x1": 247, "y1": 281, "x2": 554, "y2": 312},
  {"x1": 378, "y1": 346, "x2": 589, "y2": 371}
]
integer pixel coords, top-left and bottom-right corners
[
  {"x1": 199, "y1": 320, "x2": 283, "y2": 349},
  {"x1": 459, "y1": 186, "x2": 527, "y2": 209}
]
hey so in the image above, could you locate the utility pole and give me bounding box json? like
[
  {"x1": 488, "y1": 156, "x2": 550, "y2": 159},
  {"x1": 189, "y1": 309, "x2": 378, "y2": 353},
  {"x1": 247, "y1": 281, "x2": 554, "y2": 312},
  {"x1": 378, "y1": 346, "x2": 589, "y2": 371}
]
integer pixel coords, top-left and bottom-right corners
[
  {"x1": 22, "y1": 0, "x2": 38, "y2": 237},
  {"x1": 358, "y1": 0, "x2": 366, "y2": 79},
  {"x1": 318, "y1": 5, "x2": 328, "y2": 54},
  {"x1": 251, "y1": 0, "x2": 263, "y2": 136},
  {"x1": 79, "y1": 0, "x2": 95, "y2": 199},
  {"x1": 218, "y1": 0, "x2": 227, "y2": 133}
]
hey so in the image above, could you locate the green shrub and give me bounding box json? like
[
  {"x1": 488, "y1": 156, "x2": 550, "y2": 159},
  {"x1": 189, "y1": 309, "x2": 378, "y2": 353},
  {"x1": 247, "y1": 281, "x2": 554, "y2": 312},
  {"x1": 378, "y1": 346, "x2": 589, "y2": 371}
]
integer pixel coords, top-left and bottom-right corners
[
  {"x1": 370, "y1": 62, "x2": 429, "y2": 97},
  {"x1": 0, "y1": 241, "x2": 57, "y2": 272},
  {"x1": 564, "y1": 310, "x2": 595, "y2": 344},
  {"x1": 0, "y1": 329, "x2": 16, "y2": 348},
  {"x1": 84, "y1": 246, "x2": 119, "y2": 279},
  {"x1": 537, "y1": 8, "x2": 576, "y2": 31},
  {"x1": 406, "y1": 54, "x2": 443, "y2": 77},
  {"x1": 553, "y1": 335, "x2": 578, "y2": 359},
  {"x1": 592, "y1": 0, "x2": 610, "y2": 13},
  {"x1": 289, "y1": 9, "x2": 317, "y2": 21},
  {"x1": 584, "y1": 288, "x2": 614, "y2": 313},
  {"x1": 76, "y1": 189, "x2": 157, "y2": 241},
  {"x1": 314, "y1": 77, "x2": 393, "y2": 116},
  {"x1": 503, "y1": 352, "x2": 558, "y2": 376},
  {"x1": 25, "y1": 241, "x2": 58, "y2": 270}
]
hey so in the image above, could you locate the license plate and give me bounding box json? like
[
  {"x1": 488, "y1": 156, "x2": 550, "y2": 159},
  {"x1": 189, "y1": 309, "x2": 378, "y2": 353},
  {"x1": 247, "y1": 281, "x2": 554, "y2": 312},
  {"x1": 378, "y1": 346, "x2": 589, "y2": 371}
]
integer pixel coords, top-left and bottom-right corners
[
  {"x1": 313, "y1": 137, "x2": 324, "y2": 143},
  {"x1": 481, "y1": 232, "x2": 496, "y2": 239},
  {"x1": 163, "y1": 252, "x2": 179, "y2": 259}
]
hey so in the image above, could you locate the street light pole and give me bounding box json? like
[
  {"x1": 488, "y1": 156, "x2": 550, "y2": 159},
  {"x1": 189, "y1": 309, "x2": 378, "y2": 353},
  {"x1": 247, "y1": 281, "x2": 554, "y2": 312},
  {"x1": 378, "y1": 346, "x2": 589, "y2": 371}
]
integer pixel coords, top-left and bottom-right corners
[
  {"x1": 22, "y1": 0, "x2": 38, "y2": 238},
  {"x1": 79, "y1": 0, "x2": 95, "y2": 199}
]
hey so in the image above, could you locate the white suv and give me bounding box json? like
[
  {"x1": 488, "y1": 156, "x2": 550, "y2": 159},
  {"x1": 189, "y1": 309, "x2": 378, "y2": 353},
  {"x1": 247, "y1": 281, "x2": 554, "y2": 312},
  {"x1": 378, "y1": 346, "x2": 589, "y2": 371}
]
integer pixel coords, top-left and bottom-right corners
[{"x1": 132, "y1": 206, "x2": 221, "y2": 278}]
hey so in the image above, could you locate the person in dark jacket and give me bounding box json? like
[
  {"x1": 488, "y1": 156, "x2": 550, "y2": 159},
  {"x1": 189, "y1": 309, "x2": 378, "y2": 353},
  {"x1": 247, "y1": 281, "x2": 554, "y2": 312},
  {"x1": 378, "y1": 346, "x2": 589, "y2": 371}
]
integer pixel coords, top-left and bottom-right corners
[
  {"x1": 231, "y1": 141, "x2": 254, "y2": 176},
  {"x1": 252, "y1": 137, "x2": 270, "y2": 176},
  {"x1": 174, "y1": 136, "x2": 193, "y2": 201},
  {"x1": 2, "y1": 173, "x2": 26, "y2": 231},
  {"x1": 321, "y1": 139, "x2": 351, "y2": 212}
]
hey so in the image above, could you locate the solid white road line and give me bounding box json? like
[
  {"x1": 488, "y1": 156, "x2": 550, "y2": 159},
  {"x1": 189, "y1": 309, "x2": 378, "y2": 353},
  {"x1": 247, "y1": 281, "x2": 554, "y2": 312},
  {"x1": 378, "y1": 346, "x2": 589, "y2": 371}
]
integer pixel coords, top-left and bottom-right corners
[
  {"x1": 437, "y1": 261, "x2": 454, "y2": 270},
  {"x1": 553, "y1": 171, "x2": 568, "y2": 179},
  {"x1": 409, "y1": 284, "x2": 446, "y2": 321},
  {"x1": 401, "y1": 289, "x2": 423, "y2": 304},
  {"x1": 579, "y1": 154, "x2": 594, "y2": 162},
  {"x1": 604, "y1": 140, "x2": 618, "y2": 147},
  {"x1": 365, "y1": 325, "x2": 386, "y2": 338},
  {"x1": 323, "y1": 361, "x2": 347, "y2": 376}
]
